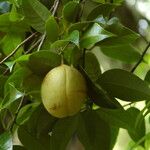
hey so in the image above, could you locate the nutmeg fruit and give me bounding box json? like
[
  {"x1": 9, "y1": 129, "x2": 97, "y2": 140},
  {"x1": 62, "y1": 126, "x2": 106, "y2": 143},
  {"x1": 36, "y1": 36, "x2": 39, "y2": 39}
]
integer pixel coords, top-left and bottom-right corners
[{"x1": 41, "y1": 64, "x2": 87, "y2": 118}]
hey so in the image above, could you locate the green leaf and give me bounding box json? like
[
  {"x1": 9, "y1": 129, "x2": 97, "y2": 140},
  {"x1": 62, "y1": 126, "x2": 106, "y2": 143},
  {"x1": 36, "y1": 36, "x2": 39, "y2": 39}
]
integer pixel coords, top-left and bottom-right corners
[
  {"x1": 104, "y1": 18, "x2": 140, "y2": 43},
  {"x1": 92, "y1": 0, "x2": 123, "y2": 4},
  {"x1": 92, "y1": 0, "x2": 105, "y2": 3},
  {"x1": 15, "y1": 54, "x2": 30, "y2": 66},
  {"x1": 50, "y1": 40, "x2": 69, "y2": 53},
  {"x1": 110, "y1": 126, "x2": 119, "y2": 149},
  {"x1": 22, "y1": 0, "x2": 51, "y2": 33},
  {"x1": 13, "y1": 145, "x2": 27, "y2": 150},
  {"x1": 97, "y1": 34, "x2": 139, "y2": 46},
  {"x1": 50, "y1": 114, "x2": 79, "y2": 150},
  {"x1": 113, "y1": 0, "x2": 123, "y2": 4},
  {"x1": 67, "y1": 30, "x2": 80, "y2": 47},
  {"x1": 18, "y1": 105, "x2": 56, "y2": 150},
  {"x1": 77, "y1": 110, "x2": 111, "y2": 150},
  {"x1": 97, "y1": 69, "x2": 150, "y2": 101},
  {"x1": 63, "y1": 1, "x2": 80, "y2": 23},
  {"x1": 145, "y1": 70, "x2": 150, "y2": 84},
  {"x1": 68, "y1": 21, "x2": 91, "y2": 33},
  {"x1": 22, "y1": 73, "x2": 42, "y2": 100},
  {"x1": 16, "y1": 103, "x2": 40, "y2": 125},
  {"x1": 80, "y1": 67, "x2": 121, "y2": 108},
  {"x1": 0, "y1": 75, "x2": 7, "y2": 98},
  {"x1": 1, "y1": 84, "x2": 23, "y2": 109},
  {"x1": 87, "y1": 3, "x2": 116, "y2": 20},
  {"x1": 145, "y1": 134, "x2": 150, "y2": 150},
  {"x1": 96, "y1": 107, "x2": 143, "y2": 136},
  {"x1": 127, "y1": 107, "x2": 145, "y2": 142},
  {"x1": 81, "y1": 23, "x2": 114, "y2": 48},
  {"x1": 18, "y1": 125, "x2": 49, "y2": 150},
  {"x1": 4, "y1": 61, "x2": 15, "y2": 72},
  {"x1": 63, "y1": 45, "x2": 82, "y2": 66},
  {"x1": 0, "y1": 108, "x2": 14, "y2": 130},
  {"x1": 99, "y1": 44, "x2": 141, "y2": 63},
  {"x1": 84, "y1": 52, "x2": 101, "y2": 81},
  {"x1": 4, "y1": 67, "x2": 31, "y2": 95},
  {"x1": 28, "y1": 50, "x2": 61, "y2": 76},
  {"x1": 0, "y1": 13, "x2": 29, "y2": 33},
  {"x1": 51, "y1": 30, "x2": 80, "y2": 52},
  {"x1": 0, "y1": 132, "x2": 12, "y2": 150},
  {"x1": 46, "y1": 16, "x2": 59, "y2": 42},
  {"x1": 0, "y1": 32, "x2": 24, "y2": 58}
]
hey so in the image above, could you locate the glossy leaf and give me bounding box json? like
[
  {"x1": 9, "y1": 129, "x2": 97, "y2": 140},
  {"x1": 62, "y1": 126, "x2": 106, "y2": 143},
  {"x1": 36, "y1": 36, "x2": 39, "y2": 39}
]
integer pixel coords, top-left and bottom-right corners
[
  {"x1": 97, "y1": 69, "x2": 150, "y2": 101},
  {"x1": 1, "y1": 84, "x2": 23, "y2": 109},
  {"x1": 16, "y1": 103, "x2": 40, "y2": 125},
  {"x1": 99, "y1": 44, "x2": 141, "y2": 63},
  {"x1": 63, "y1": 1, "x2": 80, "y2": 23},
  {"x1": 4, "y1": 67, "x2": 32, "y2": 95},
  {"x1": 81, "y1": 23, "x2": 114, "y2": 48},
  {"x1": 28, "y1": 50, "x2": 61, "y2": 76},
  {"x1": 50, "y1": 114, "x2": 79, "y2": 150},
  {"x1": 67, "y1": 30, "x2": 80, "y2": 47},
  {"x1": 77, "y1": 110, "x2": 111, "y2": 150},
  {"x1": 22, "y1": 0, "x2": 50, "y2": 33},
  {"x1": 104, "y1": 18, "x2": 140, "y2": 43},
  {"x1": 46, "y1": 16, "x2": 59, "y2": 42},
  {"x1": 0, "y1": 132, "x2": 12, "y2": 150},
  {"x1": 51, "y1": 31, "x2": 80, "y2": 52}
]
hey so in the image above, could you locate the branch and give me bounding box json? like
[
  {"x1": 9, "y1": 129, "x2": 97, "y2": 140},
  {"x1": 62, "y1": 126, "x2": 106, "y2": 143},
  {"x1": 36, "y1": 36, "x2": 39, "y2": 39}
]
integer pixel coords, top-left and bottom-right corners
[
  {"x1": 37, "y1": 0, "x2": 60, "y2": 51},
  {"x1": 131, "y1": 42, "x2": 150, "y2": 73},
  {"x1": 0, "y1": 32, "x2": 37, "y2": 65},
  {"x1": 25, "y1": 38, "x2": 41, "y2": 54}
]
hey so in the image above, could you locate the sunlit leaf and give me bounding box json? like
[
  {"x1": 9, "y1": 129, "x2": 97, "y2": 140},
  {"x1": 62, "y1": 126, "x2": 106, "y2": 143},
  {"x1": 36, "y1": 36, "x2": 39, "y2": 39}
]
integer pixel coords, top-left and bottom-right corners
[
  {"x1": 0, "y1": 131, "x2": 12, "y2": 150},
  {"x1": 81, "y1": 23, "x2": 114, "y2": 48}
]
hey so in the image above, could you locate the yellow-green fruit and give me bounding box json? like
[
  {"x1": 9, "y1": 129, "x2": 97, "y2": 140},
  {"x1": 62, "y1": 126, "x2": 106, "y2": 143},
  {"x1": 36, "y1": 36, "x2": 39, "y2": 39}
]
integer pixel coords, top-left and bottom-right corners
[{"x1": 41, "y1": 64, "x2": 87, "y2": 118}]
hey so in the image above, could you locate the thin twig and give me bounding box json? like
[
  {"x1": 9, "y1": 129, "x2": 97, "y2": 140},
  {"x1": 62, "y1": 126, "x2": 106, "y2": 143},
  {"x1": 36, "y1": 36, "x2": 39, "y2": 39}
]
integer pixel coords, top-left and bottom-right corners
[
  {"x1": 131, "y1": 42, "x2": 150, "y2": 73},
  {"x1": 37, "y1": 0, "x2": 60, "y2": 51},
  {"x1": 0, "y1": 33, "x2": 37, "y2": 65},
  {"x1": 139, "y1": 33, "x2": 149, "y2": 44},
  {"x1": 52, "y1": 0, "x2": 59, "y2": 16},
  {"x1": 25, "y1": 38, "x2": 41, "y2": 54},
  {"x1": 37, "y1": 33, "x2": 46, "y2": 51}
]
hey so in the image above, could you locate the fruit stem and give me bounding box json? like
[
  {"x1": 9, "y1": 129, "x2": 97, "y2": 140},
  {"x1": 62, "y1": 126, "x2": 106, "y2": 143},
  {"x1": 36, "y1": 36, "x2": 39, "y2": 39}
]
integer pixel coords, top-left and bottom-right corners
[{"x1": 61, "y1": 54, "x2": 64, "y2": 65}]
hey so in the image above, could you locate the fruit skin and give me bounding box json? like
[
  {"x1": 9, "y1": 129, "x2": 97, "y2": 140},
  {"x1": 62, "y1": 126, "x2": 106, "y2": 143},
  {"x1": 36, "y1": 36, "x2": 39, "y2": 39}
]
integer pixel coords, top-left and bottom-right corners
[{"x1": 41, "y1": 64, "x2": 87, "y2": 118}]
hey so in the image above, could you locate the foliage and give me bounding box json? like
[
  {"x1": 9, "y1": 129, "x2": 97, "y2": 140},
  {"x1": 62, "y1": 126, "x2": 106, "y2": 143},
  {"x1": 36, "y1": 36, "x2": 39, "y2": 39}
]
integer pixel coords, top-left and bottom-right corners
[{"x1": 0, "y1": 0, "x2": 150, "y2": 149}]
